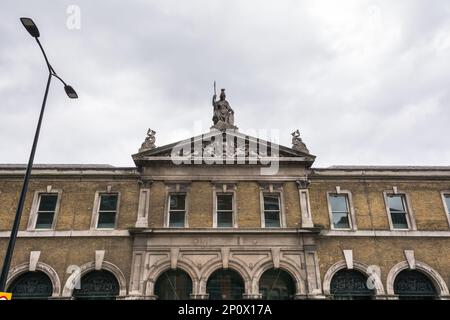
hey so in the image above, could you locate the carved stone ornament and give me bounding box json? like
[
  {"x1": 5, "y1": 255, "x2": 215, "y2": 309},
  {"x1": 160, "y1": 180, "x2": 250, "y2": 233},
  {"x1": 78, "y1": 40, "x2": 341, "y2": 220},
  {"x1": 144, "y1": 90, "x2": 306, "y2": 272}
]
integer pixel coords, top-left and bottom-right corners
[
  {"x1": 296, "y1": 179, "x2": 311, "y2": 189},
  {"x1": 211, "y1": 88, "x2": 238, "y2": 131},
  {"x1": 139, "y1": 128, "x2": 156, "y2": 152},
  {"x1": 291, "y1": 129, "x2": 309, "y2": 153}
]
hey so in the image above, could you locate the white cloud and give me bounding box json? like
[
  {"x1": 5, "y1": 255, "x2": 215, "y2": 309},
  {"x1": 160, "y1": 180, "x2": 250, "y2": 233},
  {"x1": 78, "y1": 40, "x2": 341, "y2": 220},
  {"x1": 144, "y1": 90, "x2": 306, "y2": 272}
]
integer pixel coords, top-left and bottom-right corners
[{"x1": 0, "y1": 0, "x2": 449, "y2": 167}]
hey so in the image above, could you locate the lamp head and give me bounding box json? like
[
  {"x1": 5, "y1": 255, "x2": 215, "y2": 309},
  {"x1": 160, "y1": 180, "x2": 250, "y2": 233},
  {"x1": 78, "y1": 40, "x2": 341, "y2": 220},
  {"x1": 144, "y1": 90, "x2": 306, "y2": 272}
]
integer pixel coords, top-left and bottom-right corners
[
  {"x1": 20, "y1": 17, "x2": 40, "y2": 38},
  {"x1": 64, "y1": 85, "x2": 78, "y2": 99}
]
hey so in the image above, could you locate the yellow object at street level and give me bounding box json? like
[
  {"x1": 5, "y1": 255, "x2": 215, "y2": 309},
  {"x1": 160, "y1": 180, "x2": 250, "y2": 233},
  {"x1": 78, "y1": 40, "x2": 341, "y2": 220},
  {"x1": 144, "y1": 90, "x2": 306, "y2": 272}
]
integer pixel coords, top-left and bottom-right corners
[{"x1": 0, "y1": 292, "x2": 12, "y2": 300}]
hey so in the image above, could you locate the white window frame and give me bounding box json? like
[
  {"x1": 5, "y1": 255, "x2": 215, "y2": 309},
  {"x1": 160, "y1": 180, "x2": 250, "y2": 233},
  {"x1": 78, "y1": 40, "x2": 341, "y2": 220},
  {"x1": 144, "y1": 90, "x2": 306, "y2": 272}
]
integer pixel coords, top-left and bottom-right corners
[
  {"x1": 259, "y1": 184, "x2": 286, "y2": 228},
  {"x1": 441, "y1": 191, "x2": 450, "y2": 228},
  {"x1": 383, "y1": 191, "x2": 416, "y2": 231},
  {"x1": 27, "y1": 189, "x2": 62, "y2": 231},
  {"x1": 326, "y1": 191, "x2": 357, "y2": 231},
  {"x1": 91, "y1": 191, "x2": 121, "y2": 230},
  {"x1": 213, "y1": 185, "x2": 237, "y2": 228},
  {"x1": 166, "y1": 192, "x2": 188, "y2": 228}
]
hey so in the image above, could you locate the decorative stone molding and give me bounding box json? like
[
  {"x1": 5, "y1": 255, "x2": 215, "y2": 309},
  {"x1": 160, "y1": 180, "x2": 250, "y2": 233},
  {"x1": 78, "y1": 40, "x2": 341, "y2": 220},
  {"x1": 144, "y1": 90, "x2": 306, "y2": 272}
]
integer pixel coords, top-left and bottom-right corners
[
  {"x1": 271, "y1": 248, "x2": 280, "y2": 269},
  {"x1": 95, "y1": 250, "x2": 105, "y2": 270},
  {"x1": 404, "y1": 250, "x2": 415, "y2": 269},
  {"x1": 135, "y1": 188, "x2": 151, "y2": 228},
  {"x1": 322, "y1": 260, "x2": 385, "y2": 296},
  {"x1": 343, "y1": 250, "x2": 353, "y2": 269},
  {"x1": 7, "y1": 261, "x2": 61, "y2": 297},
  {"x1": 29, "y1": 251, "x2": 41, "y2": 271},
  {"x1": 221, "y1": 248, "x2": 230, "y2": 269},
  {"x1": 386, "y1": 260, "x2": 449, "y2": 296},
  {"x1": 62, "y1": 260, "x2": 127, "y2": 297}
]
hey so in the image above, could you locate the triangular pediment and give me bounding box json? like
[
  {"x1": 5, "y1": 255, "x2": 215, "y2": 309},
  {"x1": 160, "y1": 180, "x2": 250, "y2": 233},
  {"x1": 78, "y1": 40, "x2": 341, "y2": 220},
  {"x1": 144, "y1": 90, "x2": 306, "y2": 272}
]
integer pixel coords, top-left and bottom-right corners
[{"x1": 132, "y1": 130, "x2": 315, "y2": 167}]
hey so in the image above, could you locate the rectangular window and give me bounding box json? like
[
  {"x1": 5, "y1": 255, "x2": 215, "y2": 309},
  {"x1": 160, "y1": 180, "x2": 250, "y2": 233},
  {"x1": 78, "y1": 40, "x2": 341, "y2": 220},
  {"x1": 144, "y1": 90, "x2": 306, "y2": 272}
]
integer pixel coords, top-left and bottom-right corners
[
  {"x1": 444, "y1": 194, "x2": 450, "y2": 215},
  {"x1": 216, "y1": 194, "x2": 233, "y2": 228},
  {"x1": 263, "y1": 194, "x2": 281, "y2": 228},
  {"x1": 329, "y1": 194, "x2": 351, "y2": 229},
  {"x1": 35, "y1": 194, "x2": 58, "y2": 229},
  {"x1": 97, "y1": 194, "x2": 118, "y2": 229},
  {"x1": 387, "y1": 194, "x2": 409, "y2": 229},
  {"x1": 169, "y1": 194, "x2": 186, "y2": 228}
]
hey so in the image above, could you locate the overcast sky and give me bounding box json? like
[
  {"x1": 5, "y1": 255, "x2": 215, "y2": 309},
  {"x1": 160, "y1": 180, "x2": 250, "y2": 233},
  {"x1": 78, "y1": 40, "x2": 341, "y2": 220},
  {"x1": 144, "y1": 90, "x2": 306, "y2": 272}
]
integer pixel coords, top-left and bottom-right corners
[{"x1": 1, "y1": 0, "x2": 449, "y2": 167}]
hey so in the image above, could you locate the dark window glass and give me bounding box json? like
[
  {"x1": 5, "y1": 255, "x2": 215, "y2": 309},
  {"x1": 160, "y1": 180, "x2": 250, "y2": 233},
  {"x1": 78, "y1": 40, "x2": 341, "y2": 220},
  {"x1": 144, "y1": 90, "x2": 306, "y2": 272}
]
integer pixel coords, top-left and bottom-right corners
[
  {"x1": 263, "y1": 195, "x2": 280, "y2": 211},
  {"x1": 394, "y1": 270, "x2": 436, "y2": 300},
  {"x1": 38, "y1": 195, "x2": 58, "y2": 211},
  {"x1": 329, "y1": 194, "x2": 350, "y2": 229},
  {"x1": 217, "y1": 212, "x2": 233, "y2": 228},
  {"x1": 259, "y1": 269, "x2": 295, "y2": 300},
  {"x1": 217, "y1": 194, "x2": 233, "y2": 228},
  {"x1": 207, "y1": 269, "x2": 244, "y2": 300},
  {"x1": 73, "y1": 270, "x2": 119, "y2": 300},
  {"x1": 35, "y1": 194, "x2": 58, "y2": 229},
  {"x1": 99, "y1": 195, "x2": 118, "y2": 211},
  {"x1": 217, "y1": 194, "x2": 232, "y2": 211},
  {"x1": 263, "y1": 194, "x2": 280, "y2": 228},
  {"x1": 97, "y1": 212, "x2": 116, "y2": 229},
  {"x1": 330, "y1": 269, "x2": 374, "y2": 300},
  {"x1": 169, "y1": 194, "x2": 186, "y2": 227},
  {"x1": 97, "y1": 194, "x2": 118, "y2": 229},
  {"x1": 155, "y1": 270, "x2": 193, "y2": 300},
  {"x1": 387, "y1": 195, "x2": 409, "y2": 229},
  {"x1": 444, "y1": 195, "x2": 450, "y2": 214},
  {"x1": 170, "y1": 194, "x2": 186, "y2": 210},
  {"x1": 8, "y1": 271, "x2": 53, "y2": 300},
  {"x1": 169, "y1": 211, "x2": 185, "y2": 227}
]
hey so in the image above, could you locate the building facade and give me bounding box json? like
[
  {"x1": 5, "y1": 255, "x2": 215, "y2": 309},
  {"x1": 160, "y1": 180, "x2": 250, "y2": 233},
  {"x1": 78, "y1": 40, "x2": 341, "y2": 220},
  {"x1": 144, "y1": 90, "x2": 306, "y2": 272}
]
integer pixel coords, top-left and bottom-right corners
[{"x1": 1, "y1": 99, "x2": 450, "y2": 300}]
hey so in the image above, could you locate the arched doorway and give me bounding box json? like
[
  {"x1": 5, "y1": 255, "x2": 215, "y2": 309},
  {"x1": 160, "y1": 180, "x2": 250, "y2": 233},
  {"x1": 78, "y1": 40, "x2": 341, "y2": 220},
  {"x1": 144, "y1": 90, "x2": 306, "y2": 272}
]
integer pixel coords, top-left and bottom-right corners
[
  {"x1": 330, "y1": 269, "x2": 374, "y2": 300},
  {"x1": 206, "y1": 269, "x2": 244, "y2": 300},
  {"x1": 259, "y1": 269, "x2": 295, "y2": 299},
  {"x1": 8, "y1": 271, "x2": 53, "y2": 299},
  {"x1": 73, "y1": 270, "x2": 119, "y2": 300},
  {"x1": 394, "y1": 270, "x2": 437, "y2": 300},
  {"x1": 154, "y1": 269, "x2": 193, "y2": 300}
]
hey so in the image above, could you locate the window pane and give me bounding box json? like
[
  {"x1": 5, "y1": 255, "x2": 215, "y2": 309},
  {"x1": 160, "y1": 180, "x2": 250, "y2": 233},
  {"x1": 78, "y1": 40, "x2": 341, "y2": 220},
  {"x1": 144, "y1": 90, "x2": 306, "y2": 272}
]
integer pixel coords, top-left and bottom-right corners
[
  {"x1": 35, "y1": 212, "x2": 54, "y2": 229},
  {"x1": 332, "y1": 212, "x2": 350, "y2": 229},
  {"x1": 169, "y1": 211, "x2": 185, "y2": 227},
  {"x1": 265, "y1": 211, "x2": 280, "y2": 227},
  {"x1": 170, "y1": 194, "x2": 186, "y2": 210},
  {"x1": 97, "y1": 212, "x2": 116, "y2": 228},
  {"x1": 217, "y1": 194, "x2": 233, "y2": 211},
  {"x1": 388, "y1": 195, "x2": 406, "y2": 213},
  {"x1": 391, "y1": 212, "x2": 408, "y2": 229},
  {"x1": 264, "y1": 195, "x2": 280, "y2": 211},
  {"x1": 217, "y1": 211, "x2": 233, "y2": 227},
  {"x1": 445, "y1": 195, "x2": 450, "y2": 214},
  {"x1": 329, "y1": 195, "x2": 348, "y2": 212},
  {"x1": 99, "y1": 194, "x2": 118, "y2": 211},
  {"x1": 38, "y1": 195, "x2": 58, "y2": 211}
]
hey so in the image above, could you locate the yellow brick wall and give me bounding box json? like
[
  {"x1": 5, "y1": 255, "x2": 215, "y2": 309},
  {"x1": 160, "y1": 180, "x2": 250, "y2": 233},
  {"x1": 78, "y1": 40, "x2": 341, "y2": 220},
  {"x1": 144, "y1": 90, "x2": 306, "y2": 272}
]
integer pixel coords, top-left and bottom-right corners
[
  {"x1": 0, "y1": 237, "x2": 133, "y2": 290},
  {"x1": 237, "y1": 182, "x2": 261, "y2": 227},
  {"x1": 317, "y1": 236, "x2": 450, "y2": 287}
]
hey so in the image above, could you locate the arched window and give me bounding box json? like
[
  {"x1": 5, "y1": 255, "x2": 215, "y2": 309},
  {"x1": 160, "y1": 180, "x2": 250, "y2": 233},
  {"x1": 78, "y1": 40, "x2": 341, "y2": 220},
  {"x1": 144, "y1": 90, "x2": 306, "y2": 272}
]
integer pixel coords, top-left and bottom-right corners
[
  {"x1": 259, "y1": 269, "x2": 296, "y2": 300},
  {"x1": 330, "y1": 269, "x2": 374, "y2": 300},
  {"x1": 206, "y1": 269, "x2": 244, "y2": 300},
  {"x1": 8, "y1": 271, "x2": 53, "y2": 300},
  {"x1": 154, "y1": 269, "x2": 193, "y2": 300},
  {"x1": 394, "y1": 270, "x2": 437, "y2": 300},
  {"x1": 73, "y1": 270, "x2": 119, "y2": 300}
]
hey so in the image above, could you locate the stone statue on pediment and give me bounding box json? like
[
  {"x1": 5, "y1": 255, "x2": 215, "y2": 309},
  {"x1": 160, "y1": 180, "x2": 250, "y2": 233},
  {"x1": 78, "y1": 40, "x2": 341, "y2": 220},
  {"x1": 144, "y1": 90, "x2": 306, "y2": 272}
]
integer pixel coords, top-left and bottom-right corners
[
  {"x1": 291, "y1": 129, "x2": 309, "y2": 153},
  {"x1": 139, "y1": 128, "x2": 156, "y2": 152},
  {"x1": 211, "y1": 86, "x2": 237, "y2": 131}
]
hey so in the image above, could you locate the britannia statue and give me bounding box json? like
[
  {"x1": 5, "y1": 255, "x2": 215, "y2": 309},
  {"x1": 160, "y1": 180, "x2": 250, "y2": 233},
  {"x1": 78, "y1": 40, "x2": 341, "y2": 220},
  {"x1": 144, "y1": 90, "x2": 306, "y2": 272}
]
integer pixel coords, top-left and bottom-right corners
[{"x1": 211, "y1": 82, "x2": 237, "y2": 130}]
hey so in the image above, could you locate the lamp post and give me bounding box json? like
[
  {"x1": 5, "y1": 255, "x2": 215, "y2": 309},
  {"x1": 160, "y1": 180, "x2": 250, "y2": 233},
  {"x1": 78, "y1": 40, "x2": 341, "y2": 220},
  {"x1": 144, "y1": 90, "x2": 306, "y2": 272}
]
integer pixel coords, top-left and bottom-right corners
[{"x1": 0, "y1": 18, "x2": 78, "y2": 291}]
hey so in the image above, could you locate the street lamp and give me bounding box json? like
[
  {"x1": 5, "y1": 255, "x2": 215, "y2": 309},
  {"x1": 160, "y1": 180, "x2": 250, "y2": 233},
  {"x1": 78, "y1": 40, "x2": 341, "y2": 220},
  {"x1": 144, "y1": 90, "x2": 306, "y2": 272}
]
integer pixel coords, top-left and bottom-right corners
[{"x1": 0, "y1": 18, "x2": 78, "y2": 291}]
